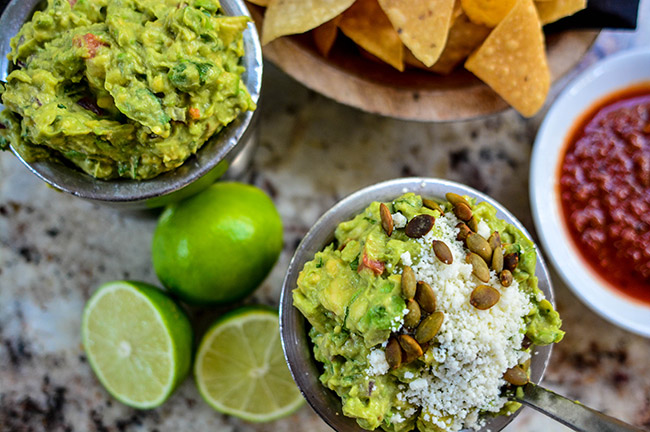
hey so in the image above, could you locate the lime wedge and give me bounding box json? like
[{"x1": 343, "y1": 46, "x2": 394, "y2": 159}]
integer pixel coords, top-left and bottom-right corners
[
  {"x1": 82, "y1": 281, "x2": 193, "y2": 409},
  {"x1": 194, "y1": 306, "x2": 304, "y2": 422}
]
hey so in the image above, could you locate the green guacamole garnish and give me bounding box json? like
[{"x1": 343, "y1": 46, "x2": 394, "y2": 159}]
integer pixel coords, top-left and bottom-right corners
[{"x1": 0, "y1": 0, "x2": 255, "y2": 179}]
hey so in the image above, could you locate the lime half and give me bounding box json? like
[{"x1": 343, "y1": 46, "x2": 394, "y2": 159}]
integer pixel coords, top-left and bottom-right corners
[
  {"x1": 82, "y1": 281, "x2": 193, "y2": 409},
  {"x1": 194, "y1": 306, "x2": 304, "y2": 422}
]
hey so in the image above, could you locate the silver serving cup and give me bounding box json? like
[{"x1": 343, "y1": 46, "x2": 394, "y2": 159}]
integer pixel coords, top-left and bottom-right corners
[
  {"x1": 0, "y1": 0, "x2": 262, "y2": 209},
  {"x1": 280, "y1": 177, "x2": 555, "y2": 432}
]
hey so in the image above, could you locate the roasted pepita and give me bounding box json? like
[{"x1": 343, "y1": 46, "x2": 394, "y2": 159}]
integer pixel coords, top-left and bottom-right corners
[
  {"x1": 488, "y1": 231, "x2": 501, "y2": 251},
  {"x1": 398, "y1": 335, "x2": 423, "y2": 364},
  {"x1": 405, "y1": 214, "x2": 435, "y2": 238},
  {"x1": 385, "y1": 337, "x2": 403, "y2": 369},
  {"x1": 422, "y1": 198, "x2": 444, "y2": 214},
  {"x1": 445, "y1": 192, "x2": 469, "y2": 207},
  {"x1": 456, "y1": 222, "x2": 472, "y2": 241},
  {"x1": 503, "y1": 365, "x2": 528, "y2": 386},
  {"x1": 402, "y1": 266, "x2": 417, "y2": 300},
  {"x1": 415, "y1": 311, "x2": 444, "y2": 344},
  {"x1": 467, "y1": 216, "x2": 479, "y2": 232},
  {"x1": 467, "y1": 233, "x2": 492, "y2": 263},
  {"x1": 404, "y1": 299, "x2": 421, "y2": 329},
  {"x1": 504, "y1": 252, "x2": 519, "y2": 272},
  {"x1": 492, "y1": 245, "x2": 504, "y2": 273},
  {"x1": 470, "y1": 285, "x2": 500, "y2": 310},
  {"x1": 380, "y1": 203, "x2": 393, "y2": 237},
  {"x1": 467, "y1": 252, "x2": 490, "y2": 282},
  {"x1": 500, "y1": 269, "x2": 513, "y2": 287},
  {"x1": 415, "y1": 281, "x2": 437, "y2": 313},
  {"x1": 432, "y1": 240, "x2": 453, "y2": 264},
  {"x1": 453, "y1": 202, "x2": 473, "y2": 222}
]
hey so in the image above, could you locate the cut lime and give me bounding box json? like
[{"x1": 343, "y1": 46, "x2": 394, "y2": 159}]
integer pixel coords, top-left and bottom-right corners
[
  {"x1": 82, "y1": 281, "x2": 193, "y2": 409},
  {"x1": 194, "y1": 306, "x2": 304, "y2": 422}
]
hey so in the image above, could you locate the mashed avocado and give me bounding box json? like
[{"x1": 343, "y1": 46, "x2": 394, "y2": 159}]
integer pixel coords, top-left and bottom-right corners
[
  {"x1": 0, "y1": 0, "x2": 255, "y2": 179},
  {"x1": 294, "y1": 193, "x2": 564, "y2": 432}
]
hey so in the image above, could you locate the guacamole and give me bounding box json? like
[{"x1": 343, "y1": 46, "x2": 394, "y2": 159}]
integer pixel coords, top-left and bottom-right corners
[
  {"x1": 293, "y1": 193, "x2": 563, "y2": 432},
  {"x1": 0, "y1": 0, "x2": 255, "y2": 179}
]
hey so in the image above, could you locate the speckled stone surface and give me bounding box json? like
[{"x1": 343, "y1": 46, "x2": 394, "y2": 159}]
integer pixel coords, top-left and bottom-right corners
[{"x1": 2, "y1": 4, "x2": 650, "y2": 432}]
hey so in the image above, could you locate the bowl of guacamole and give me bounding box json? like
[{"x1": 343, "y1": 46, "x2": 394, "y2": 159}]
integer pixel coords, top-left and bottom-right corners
[
  {"x1": 280, "y1": 178, "x2": 564, "y2": 432},
  {"x1": 0, "y1": 0, "x2": 261, "y2": 207}
]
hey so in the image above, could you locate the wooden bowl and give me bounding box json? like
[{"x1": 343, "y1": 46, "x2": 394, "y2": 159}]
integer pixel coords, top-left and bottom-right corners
[{"x1": 250, "y1": 5, "x2": 598, "y2": 121}]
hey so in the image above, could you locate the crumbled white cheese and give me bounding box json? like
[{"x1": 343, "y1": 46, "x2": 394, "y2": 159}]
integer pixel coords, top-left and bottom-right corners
[
  {"x1": 477, "y1": 219, "x2": 491, "y2": 238},
  {"x1": 395, "y1": 211, "x2": 534, "y2": 432},
  {"x1": 400, "y1": 251, "x2": 412, "y2": 266},
  {"x1": 390, "y1": 311, "x2": 405, "y2": 332},
  {"x1": 392, "y1": 212, "x2": 407, "y2": 229},
  {"x1": 366, "y1": 349, "x2": 390, "y2": 376},
  {"x1": 404, "y1": 371, "x2": 414, "y2": 379},
  {"x1": 391, "y1": 413, "x2": 405, "y2": 424}
]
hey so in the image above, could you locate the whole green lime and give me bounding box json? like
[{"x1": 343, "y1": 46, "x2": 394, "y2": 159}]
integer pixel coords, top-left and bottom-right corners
[{"x1": 152, "y1": 182, "x2": 283, "y2": 305}]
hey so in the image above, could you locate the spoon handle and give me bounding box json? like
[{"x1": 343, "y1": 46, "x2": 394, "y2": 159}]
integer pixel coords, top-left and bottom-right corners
[{"x1": 516, "y1": 383, "x2": 644, "y2": 432}]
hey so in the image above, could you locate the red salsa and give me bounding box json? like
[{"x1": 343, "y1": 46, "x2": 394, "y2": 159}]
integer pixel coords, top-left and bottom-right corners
[{"x1": 559, "y1": 84, "x2": 650, "y2": 305}]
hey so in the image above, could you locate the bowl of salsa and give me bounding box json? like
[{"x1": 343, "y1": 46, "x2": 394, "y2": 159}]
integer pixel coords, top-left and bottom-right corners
[{"x1": 531, "y1": 48, "x2": 650, "y2": 338}]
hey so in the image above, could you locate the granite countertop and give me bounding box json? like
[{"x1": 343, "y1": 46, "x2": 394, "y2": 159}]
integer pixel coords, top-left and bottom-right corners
[{"x1": 2, "y1": 4, "x2": 650, "y2": 432}]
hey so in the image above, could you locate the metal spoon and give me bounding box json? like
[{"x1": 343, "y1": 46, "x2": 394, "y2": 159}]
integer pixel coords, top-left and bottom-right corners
[{"x1": 513, "y1": 382, "x2": 644, "y2": 432}]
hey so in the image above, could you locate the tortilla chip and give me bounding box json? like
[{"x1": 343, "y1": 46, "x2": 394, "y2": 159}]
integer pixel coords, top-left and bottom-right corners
[
  {"x1": 465, "y1": 0, "x2": 549, "y2": 117},
  {"x1": 461, "y1": 0, "x2": 517, "y2": 27},
  {"x1": 313, "y1": 16, "x2": 341, "y2": 57},
  {"x1": 339, "y1": 0, "x2": 404, "y2": 71},
  {"x1": 246, "y1": 0, "x2": 269, "y2": 6},
  {"x1": 261, "y1": 0, "x2": 355, "y2": 45},
  {"x1": 452, "y1": 0, "x2": 464, "y2": 22},
  {"x1": 535, "y1": 0, "x2": 586, "y2": 25},
  {"x1": 377, "y1": 0, "x2": 455, "y2": 67},
  {"x1": 431, "y1": 13, "x2": 491, "y2": 74}
]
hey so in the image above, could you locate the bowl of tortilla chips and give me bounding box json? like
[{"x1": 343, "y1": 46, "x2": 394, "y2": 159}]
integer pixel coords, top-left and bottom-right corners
[{"x1": 248, "y1": 0, "x2": 598, "y2": 121}]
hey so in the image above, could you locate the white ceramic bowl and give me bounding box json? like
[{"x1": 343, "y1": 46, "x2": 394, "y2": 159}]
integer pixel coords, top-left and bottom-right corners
[{"x1": 531, "y1": 48, "x2": 650, "y2": 338}]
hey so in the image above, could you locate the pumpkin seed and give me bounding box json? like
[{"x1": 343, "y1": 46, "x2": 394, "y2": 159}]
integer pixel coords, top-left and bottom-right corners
[
  {"x1": 385, "y1": 337, "x2": 402, "y2": 370},
  {"x1": 445, "y1": 192, "x2": 469, "y2": 207},
  {"x1": 456, "y1": 222, "x2": 472, "y2": 242},
  {"x1": 405, "y1": 214, "x2": 435, "y2": 238},
  {"x1": 467, "y1": 252, "x2": 490, "y2": 282},
  {"x1": 467, "y1": 233, "x2": 492, "y2": 263},
  {"x1": 432, "y1": 240, "x2": 453, "y2": 264},
  {"x1": 415, "y1": 311, "x2": 444, "y2": 344},
  {"x1": 402, "y1": 266, "x2": 417, "y2": 300},
  {"x1": 504, "y1": 252, "x2": 519, "y2": 271},
  {"x1": 380, "y1": 203, "x2": 393, "y2": 237},
  {"x1": 453, "y1": 202, "x2": 473, "y2": 222},
  {"x1": 492, "y1": 245, "x2": 504, "y2": 273},
  {"x1": 404, "y1": 299, "x2": 421, "y2": 329},
  {"x1": 415, "y1": 281, "x2": 436, "y2": 313},
  {"x1": 488, "y1": 231, "x2": 501, "y2": 251},
  {"x1": 470, "y1": 285, "x2": 500, "y2": 310},
  {"x1": 500, "y1": 269, "x2": 513, "y2": 287},
  {"x1": 398, "y1": 335, "x2": 423, "y2": 364},
  {"x1": 503, "y1": 365, "x2": 528, "y2": 386},
  {"x1": 467, "y1": 216, "x2": 479, "y2": 232},
  {"x1": 422, "y1": 198, "x2": 444, "y2": 214}
]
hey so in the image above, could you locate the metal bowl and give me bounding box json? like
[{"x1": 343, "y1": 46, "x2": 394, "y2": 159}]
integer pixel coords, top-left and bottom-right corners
[
  {"x1": 0, "y1": 0, "x2": 262, "y2": 209},
  {"x1": 280, "y1": 177, "x2": 555, "y2": 432}
]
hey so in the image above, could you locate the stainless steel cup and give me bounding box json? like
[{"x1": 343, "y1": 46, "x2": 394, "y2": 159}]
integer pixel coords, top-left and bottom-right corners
[
  {"x1": 280, "y1": 177, "x2": 556, "y2": 432},
  {"x1": 0, "y1": 0, "x2": 262, "y2": 208}
]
